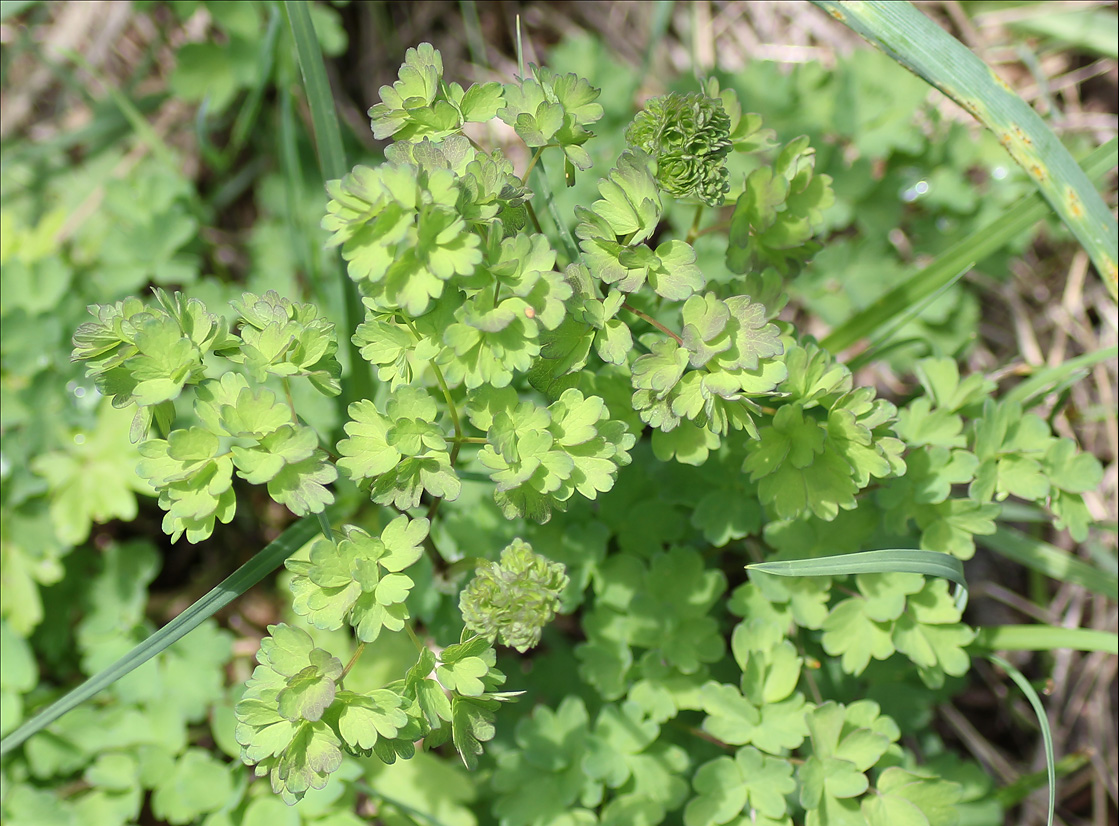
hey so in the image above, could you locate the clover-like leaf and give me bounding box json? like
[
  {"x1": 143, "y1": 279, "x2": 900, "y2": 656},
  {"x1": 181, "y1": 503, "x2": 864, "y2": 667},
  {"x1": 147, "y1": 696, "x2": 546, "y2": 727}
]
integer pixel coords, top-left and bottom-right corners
[
  {"x1": 287, "y1": 517, "x2": 429, "y2": 642},
  {"x1": 337, "y1": 388, "x2": 460, "y2": 509},
  {"x1": 234, "y1": 624, "x2": 346, "y2": 803}
]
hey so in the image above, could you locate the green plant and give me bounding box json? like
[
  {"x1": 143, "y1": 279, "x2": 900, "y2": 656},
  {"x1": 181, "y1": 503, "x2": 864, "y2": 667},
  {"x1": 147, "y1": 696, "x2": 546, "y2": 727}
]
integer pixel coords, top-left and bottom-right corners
[{"x1": 2, "y1": 9, "x2": 1114, "y2": 826}]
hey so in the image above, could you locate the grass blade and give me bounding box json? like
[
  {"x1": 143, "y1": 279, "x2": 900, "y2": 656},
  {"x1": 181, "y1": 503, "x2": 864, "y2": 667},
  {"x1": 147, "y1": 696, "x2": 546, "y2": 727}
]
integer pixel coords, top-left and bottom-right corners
[
  {"x1": 822, "y1": 137, "x2": 1117, "y2": 354},
  {"x1": 0, "y1": 515, "x2": 324, "y2": 757},
  {"x1": 973, "y1": 625, "x2": 1118, "y2": 656},
  {"x1": 983, "y1": 526, "x2": 1118, "y2": 602},
  {"x1": 844, "y1": 263, "x2": 970, "y2": 371},
  {"x1": 1004, "y1": 7, "x2": 1119, "y2": 60},
  {"x1": 283, "y1": 0, "x2": 373, "y2": 415},
  {"x1": 747, "y1": 548, "x2": 968, "y2": 612},
  {"x1": 1002, "y1": 344, "x2": 1118, "y2": 407},
  {"x1": 811, "y1": 1, "x2": 1117, "y2": 299},
  {"x1": 988, "y1": 654, "x2": 1056, "y2": 826},
  {"x1": 283, "y1": 0, "x2": 345, "y2": 181},
  {"x1": 995, "y1": 753, "x2": 1090, "y2": 810}
]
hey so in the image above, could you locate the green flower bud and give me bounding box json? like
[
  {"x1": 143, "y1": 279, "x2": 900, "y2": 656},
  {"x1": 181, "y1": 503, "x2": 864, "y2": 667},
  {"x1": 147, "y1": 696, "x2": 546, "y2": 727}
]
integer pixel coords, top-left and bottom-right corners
[
  {"x1": 625, "y1": 91, "x2": 732, "y2": 206},
  {"x1": 459, "y1": 539, "x2": 568, "y2": 652}
]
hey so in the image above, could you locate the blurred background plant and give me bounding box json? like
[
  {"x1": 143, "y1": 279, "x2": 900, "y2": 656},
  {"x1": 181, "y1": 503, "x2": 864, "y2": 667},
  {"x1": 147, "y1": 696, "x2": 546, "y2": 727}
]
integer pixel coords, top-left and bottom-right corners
[{"x1": 0, "y1": 2, "x2": 1114, "y2": 825}]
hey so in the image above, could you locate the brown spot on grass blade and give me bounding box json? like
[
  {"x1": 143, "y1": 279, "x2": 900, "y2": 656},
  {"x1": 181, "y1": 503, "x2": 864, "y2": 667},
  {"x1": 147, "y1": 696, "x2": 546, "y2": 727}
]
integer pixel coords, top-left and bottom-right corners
[{"x1": 1066, "y1": 189, "x2": 1084, "y2": 219}]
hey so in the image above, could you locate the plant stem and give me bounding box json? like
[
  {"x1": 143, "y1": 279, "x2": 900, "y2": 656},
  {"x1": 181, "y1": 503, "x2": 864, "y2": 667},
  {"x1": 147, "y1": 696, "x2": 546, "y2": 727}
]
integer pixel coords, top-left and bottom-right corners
[
  {"x1": 693, "y1": 220, "x2": 731, "y2": 239},
  {"x1": 404, "y1": 623, "x2": 425, "y2": 654},
  {"x1": 399, "y1": 318, "x2": 464, "y2": 523},
  {"x1": 339, "y1": 641, "x2": 366, "y2": 682},
  {"x1": 401, "y1": 318, "x2": 463, "y2": 448},
  {"x1": 622, "y1": 301, "x2": 683, "y2": 344},
  {"x1": 522, "y1": 145, "x2": 546, "y2": 184},
  {"x1": 463, "y1": 132, "x2": 486, "y2": 153},
  {"x1": 282, "y1": 378, "x2": 299, "y2": 423},
  {"x1": 525, "y1": 199, "x2": 544, "y2": 234},
  {"x1": 685, "y1": 203, "x2": 704, "y2": 244}
]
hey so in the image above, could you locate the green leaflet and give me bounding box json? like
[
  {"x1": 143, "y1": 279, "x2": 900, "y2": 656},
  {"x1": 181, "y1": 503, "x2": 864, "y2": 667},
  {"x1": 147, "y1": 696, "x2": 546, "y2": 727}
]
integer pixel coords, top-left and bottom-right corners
[
  {"x1": 286, "y1": 516, "x2": 429, "y2": 642},
  {"x1": 337, "y1": 387, "x2": 460, "y2": 510},
  {"x1": 369, "y1": 42, "x2": 504, "y2": 142},
  {"x1": 498, "y1": 62, "x2": 603, "y2": 171},
  {"x1": 472, "y1": 387, "x2": 636, "y2": 523},
  {"x1": 727, "y1": 135, "x2": 836, "y2": 276}
]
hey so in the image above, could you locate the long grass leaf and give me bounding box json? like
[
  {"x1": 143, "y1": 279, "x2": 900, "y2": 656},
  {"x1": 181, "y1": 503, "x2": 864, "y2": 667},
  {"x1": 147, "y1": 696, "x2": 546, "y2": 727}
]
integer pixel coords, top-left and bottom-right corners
[
  {"x1": 822, "y1": 137, "x2": 1117, "y2": 354},
  {"x1": 228, "y1": 3, "x2": 282, "y2": 158},
  {"x1": 61, "y1": 48, "x2": 178, "y2": 169},
  {"x1": 1003, "y1": 344, "x2": 1119, "y2": 407},
  {"x1": 988, "y1": 654, "x2": 1056, "y2": 826},
  {"x1": 283, "y1": 0, "x2": 345, "y2": 181},
  {"x1": 983, "y1": 526, "x2": 1118, "y2": 602},
  {"x1": 845, "y1": 263, "x2": 970, "y2": 371},
  {"x1": 746, "y1": 548, "x2": 968, "y2": 612},
  {"x1": 1004, "y1": 8, "x2": 1119, "y2": 60},
  {"x1": 995, "y1": 753, "x2": 1090, "y2": 809},
  {"x1": 973, "y1": 625, "x2": 1118, "y2": 656},
  {"x1": 811, "y1": 1, "x2": 1117, "y2": 299},
  {"x1": 0, "y1": 515, "x2": 323, "y2": 757},
  {"x1": 283, "y1": 0, "x2": 373, "y2": 416}
]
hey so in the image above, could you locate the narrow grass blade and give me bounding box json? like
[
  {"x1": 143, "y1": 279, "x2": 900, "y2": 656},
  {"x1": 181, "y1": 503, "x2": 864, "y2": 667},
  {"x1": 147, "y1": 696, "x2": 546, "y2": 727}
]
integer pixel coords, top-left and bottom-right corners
[
  {"x1": 1003, "y1": 344, "x2": 1118, "y2": 407},
  {"x1": 228, "y1": 3, "x2": 282, "y2": 158},
  {"x1": 283, "y1": 0, "x2": 373, "y2": 413},
  {"x1": 995, "y1": 753, "x2": 1090, "y2": 810},
  {"x1": 459, "y1": 0, "x2": 487, "y2": 69},
  {"x1": 812, "y1": 1, "x2": 1118, "y2": 299},
  {"x1": 746, "y1": 548, "x2": 968, "y2": 612},
  {"x1": 845, "y1": 264, "x2": 970, "y2": 371},
  {"x1": 636, "y1": 0, "x2": 675, "y2": 95},
  {"x1": 973, "y1": 625, "x2": 1118, "y2": 656},
  {"x1": 283, "y1": 0, "x2": 345, "y2": 181},
  {"x1": 61, "y1": 48, "x2": 178, "y2": 169},
  {"x1": 988, "y1": 654, "x2": 1056, "y2": 826},
  {"x1": 822, "y1": 138, "x2": 1117, "y2": 354},
  {"x1": 1004, "y1": 8, "x2": 1119, "y2": 60},
  {"x1": 983, "y1": 526, "x2": 1118, "y2": 602},
  {"x1": 0, "y1": 515, "x2": 324, "y2": 757}
]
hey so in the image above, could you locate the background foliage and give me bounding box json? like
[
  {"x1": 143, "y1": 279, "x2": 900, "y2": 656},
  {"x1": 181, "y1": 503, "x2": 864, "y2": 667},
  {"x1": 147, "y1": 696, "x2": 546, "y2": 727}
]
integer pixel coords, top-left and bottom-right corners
[{"x1": 0, "y1": 2, "x2": 1116, "y2": 826}]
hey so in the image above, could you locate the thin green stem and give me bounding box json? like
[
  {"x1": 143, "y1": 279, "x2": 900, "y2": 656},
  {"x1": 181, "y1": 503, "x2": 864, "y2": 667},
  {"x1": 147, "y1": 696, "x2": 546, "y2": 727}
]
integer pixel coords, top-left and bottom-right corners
[
  {"x1": 404, "y1": 623, "x2": 426, "y2": 654},
  {"x1": 451, "y1": 436, "x2": 489, "y2": 445},
  {"x1": 693, "y1": 220, "x2": 731, "y2": 239},
  {"x1": 316, "y1": 511, "x2": 334, "y2": 543},
  {"x1": 463, "y1": 132, "x2": 486, "y2": 153},
  {"x1": 400, "y1": 318, "x2": 463, "y2": 445},
  {"x1": 525, "y1": 199, "x2": 544, "y2": 234},
  {"x1": 339, "y1": 641, "x2": 366, "y2": 682},
  {"x1": 622, "y1": 301, "x2": 683, "y2": 344},
  {"x1": 281, "y1": 378, "x2": 299, "y2": 423},
  {"x1": 685, "y1": 203, "x2": 704, "y2": 245},
  {"x1": 522, "y1": 146, "x2": 547, "y2": 184},
  {"x1": 398, "y1": 318, "x2": 464, "y2": 523}
]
